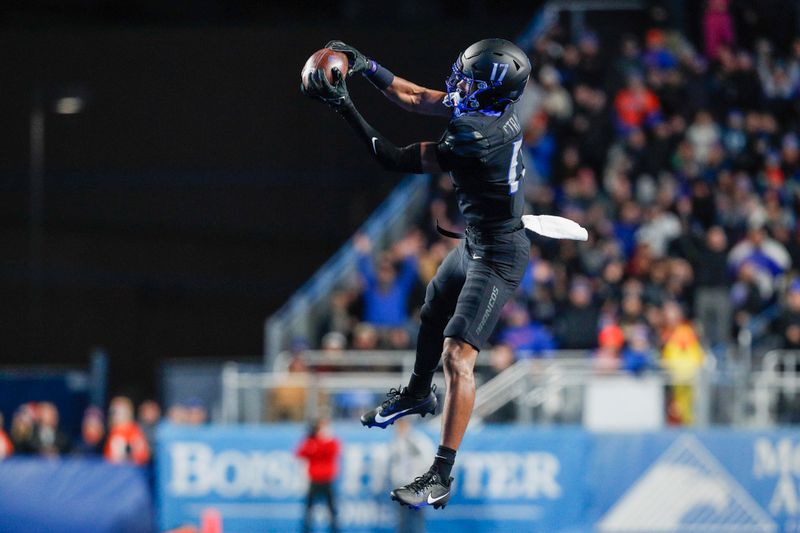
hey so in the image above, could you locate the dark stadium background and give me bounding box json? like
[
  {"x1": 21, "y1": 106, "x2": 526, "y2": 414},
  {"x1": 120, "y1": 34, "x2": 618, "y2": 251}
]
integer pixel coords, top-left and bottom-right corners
[{"x1": 0, "y1": 0, "x2": 794, "y2": 399}]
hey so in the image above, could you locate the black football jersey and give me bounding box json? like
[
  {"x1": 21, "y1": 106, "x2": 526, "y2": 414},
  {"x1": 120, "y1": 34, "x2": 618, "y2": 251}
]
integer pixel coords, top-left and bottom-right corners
[{"x1": 435, "y1": 104, "x2": 525, "y2": 233}]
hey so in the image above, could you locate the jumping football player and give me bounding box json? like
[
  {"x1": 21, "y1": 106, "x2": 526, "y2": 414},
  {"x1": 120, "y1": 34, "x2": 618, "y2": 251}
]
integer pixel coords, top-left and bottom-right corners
[{"x1": 304, "y1": 38, "x2": 531, "y2": 509}]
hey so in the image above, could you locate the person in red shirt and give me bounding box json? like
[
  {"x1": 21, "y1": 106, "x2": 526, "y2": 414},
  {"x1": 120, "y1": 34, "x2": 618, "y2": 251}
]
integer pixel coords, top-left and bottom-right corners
[{"x1": 296, "y1": 418, "x2": 341, "y2": 533}]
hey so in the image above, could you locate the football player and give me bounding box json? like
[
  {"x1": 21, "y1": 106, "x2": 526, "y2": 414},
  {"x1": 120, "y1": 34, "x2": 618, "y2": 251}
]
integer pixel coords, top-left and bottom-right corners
[{"x1": 304, "y1": 38, "x2": 531, "y2": 510}]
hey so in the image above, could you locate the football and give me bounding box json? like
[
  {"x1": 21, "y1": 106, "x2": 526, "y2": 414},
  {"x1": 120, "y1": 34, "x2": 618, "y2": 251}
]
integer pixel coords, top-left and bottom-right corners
[{"x1": 301, "y1": 48, "x2": 348, "y2": 90}]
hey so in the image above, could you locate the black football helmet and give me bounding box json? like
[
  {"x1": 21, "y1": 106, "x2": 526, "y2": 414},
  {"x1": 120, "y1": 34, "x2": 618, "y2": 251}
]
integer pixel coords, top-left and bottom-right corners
[{"x1": 444, "y1": 38, "x2": 531, "y2": 114}]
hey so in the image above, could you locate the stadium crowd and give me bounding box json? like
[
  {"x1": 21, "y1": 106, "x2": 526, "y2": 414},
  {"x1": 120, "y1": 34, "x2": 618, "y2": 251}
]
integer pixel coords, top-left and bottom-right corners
[
  {"x1": 0, "y1": 396, "x2": 209, "y2": 462},
  {"x1": 298, "y1": 2, "x2": 800, "y2": 425}
]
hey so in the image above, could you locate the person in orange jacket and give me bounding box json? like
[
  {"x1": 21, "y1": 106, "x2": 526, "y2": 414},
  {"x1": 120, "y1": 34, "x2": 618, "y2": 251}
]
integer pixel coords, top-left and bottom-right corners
[
  {"x1": 104, "y1": 396, "x2": 150, "y2": 465},
  {"x1": 614, "y1": 74, "x2": 662, "y2": 133},
  {"x1": 296, "y1": 418, "x2": 340, "y2": 533}
]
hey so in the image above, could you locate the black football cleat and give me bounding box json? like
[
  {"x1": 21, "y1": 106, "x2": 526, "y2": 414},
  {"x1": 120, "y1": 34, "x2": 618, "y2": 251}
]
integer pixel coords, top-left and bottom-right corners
[
  {"x1": 390, "y1": 469, "x2": 453, "y2": 510},
  {"x1": 360, "y1": 385, "x2": 437, "y2": 429}
]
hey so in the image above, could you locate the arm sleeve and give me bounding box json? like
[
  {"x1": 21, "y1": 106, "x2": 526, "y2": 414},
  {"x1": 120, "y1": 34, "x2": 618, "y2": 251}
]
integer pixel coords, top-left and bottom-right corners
[
  {"x1": 337, "y1": 103, "x2": 423, "y2": 173},
  {"x1": 435, "y1": 120, "x2": 488, "y2": 171},
  {"x1": 296, "y1": 439, "x2": 311, "y2": 459}
]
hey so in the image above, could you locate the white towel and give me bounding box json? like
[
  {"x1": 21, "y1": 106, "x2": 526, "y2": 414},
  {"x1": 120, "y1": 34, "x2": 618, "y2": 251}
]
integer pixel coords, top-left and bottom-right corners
[{"x1": 522, "y1": 215, "x2": 588, "y2": 241}]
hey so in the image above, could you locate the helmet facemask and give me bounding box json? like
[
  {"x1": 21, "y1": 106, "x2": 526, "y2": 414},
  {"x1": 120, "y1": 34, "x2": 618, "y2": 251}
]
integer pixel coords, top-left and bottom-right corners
[{"x1": 443, "y1": 60, "x2": 503, "y2": 115}]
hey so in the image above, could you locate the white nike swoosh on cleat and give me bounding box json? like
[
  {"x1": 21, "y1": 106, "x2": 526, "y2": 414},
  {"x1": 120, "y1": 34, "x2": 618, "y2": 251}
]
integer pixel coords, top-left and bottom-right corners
[
  {"x1": 427, "y1": 492, "x2": 449, "y2": 504},
  {"x1": 373, "y1": 406, "x2": 417, "y2": 424},
  {"x1": 371, "y1": 136, "x2": 379, "y2": 154},
  {"x1": 471, "y1": 253, "x2": 481, "y2": 260}
]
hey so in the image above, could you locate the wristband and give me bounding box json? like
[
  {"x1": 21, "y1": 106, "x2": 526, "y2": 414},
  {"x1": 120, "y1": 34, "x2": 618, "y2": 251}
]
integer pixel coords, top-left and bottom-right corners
[{"x1": 364, "y1": 59, "x2": 395, "y2": 90}]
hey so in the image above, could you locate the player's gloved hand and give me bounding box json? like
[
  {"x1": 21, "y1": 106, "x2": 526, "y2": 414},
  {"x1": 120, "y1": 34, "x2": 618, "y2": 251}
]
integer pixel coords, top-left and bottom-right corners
[
  {"x1": 306, "y1": 67, "x2": 352, "y2": 109},
  {"x1": 325, "y1": 40, "x2": 369, "y2": 76}
]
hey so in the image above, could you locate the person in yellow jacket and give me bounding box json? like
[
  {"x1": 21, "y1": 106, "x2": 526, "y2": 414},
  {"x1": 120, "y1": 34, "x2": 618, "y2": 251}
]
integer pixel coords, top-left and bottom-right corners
[{"x1": 660, "y1": 301, "x2": 705, "y2": 425}]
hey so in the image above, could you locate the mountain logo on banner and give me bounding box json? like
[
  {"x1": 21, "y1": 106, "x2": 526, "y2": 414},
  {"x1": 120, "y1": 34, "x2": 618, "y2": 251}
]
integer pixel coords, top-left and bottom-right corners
[{"x1": 598, "y1": 435, "x2": 777, "y2": 532}]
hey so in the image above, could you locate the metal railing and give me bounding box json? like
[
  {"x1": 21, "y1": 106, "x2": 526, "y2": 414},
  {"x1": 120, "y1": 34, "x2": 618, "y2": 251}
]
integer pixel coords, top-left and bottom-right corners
[
  {"x1": 462, "y1": 356, "x2": 716, "y2": 427},
  {"x1": 262, "y1": 174, "x2": 430, "y2": 367},
  {"x1": 751, "y1": 350, "x2": 800, "y2": 425},
  {"x1": 516, "y1": 0, "x2": 645, "y2": 49},
  {"x1": 225, "y1": 349, "x2": 494, "y2": 424},
  {"x1": 222, "y1": 349, "x2": 800, "y2": 427}
]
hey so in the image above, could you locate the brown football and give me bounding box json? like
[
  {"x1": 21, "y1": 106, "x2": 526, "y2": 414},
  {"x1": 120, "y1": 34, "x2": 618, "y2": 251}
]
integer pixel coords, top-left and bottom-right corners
[{"x1": 301, "y1": 48, "x2": 348, "y2": 90}]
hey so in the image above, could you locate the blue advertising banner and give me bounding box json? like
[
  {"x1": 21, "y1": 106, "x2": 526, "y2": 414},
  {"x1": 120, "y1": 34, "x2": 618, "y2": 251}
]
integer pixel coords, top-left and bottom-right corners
[
  {"x1": 156, "y1": 424, "x2": 800, "y2": 533},
  {"x1": 0, "y1": 458, "x2": 153, "y2": 533},
  {"x1": 156, "y1": 424, "x2": 586, "y2": 533},
  {"x1": 587, "y1": 430, "x2": 800, "y2": 533}
]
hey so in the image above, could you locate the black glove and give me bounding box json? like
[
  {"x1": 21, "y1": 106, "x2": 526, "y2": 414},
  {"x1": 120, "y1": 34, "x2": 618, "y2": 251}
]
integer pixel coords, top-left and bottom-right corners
[
  {"x1": 303, "y1": 67, "x2": 352, "y2": 109},
  {"x1": 325, "y1": 40, "x2": 369, "y2": 76}
]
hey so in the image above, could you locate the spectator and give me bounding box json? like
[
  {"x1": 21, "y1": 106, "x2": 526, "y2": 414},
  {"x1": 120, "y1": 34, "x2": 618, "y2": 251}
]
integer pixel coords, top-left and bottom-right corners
[
  {"x1": 636, "y1": 205, "x2": 682, "y2": 258},
  {"x1": 0, "y1": 412, "x2": 13, "y2": 460},
  {"x1": 296, "y1": 418, "x2": 340, "y2": 533},
  {"x1": 576, "y1": 32, "x2": 605, "y2": 88},
  {"x1": 773, "y1": 280, "x2": 800, "y2": 349},
  {"x1": 643, "y1": 29, "x2": 678, "y2": 72},
  {"x1": 622, "y1": 324, "x2": 656, "y2": 374},
  {"x1": 32, "y1": 402, "x2": 71, "y2": 457},
  {"x1": 703, "y1": 0, "x2": 735, "y2": 61},
  {"x1": 355, "y1": 233, "x2": 419, "y2": 328},
  {"x1": 614, "y1": 74, "x2": 662, "y2": 133},
  {"x1": 352, "y1": 322, "x2": 379, "y2": 350},
  {"x1": 723, "y1": 111, "x2": 747, "y2": 158},
  {"x1": 138, "y1": 400, "x2": 161, "y2": 452},
  {"x1": 320, "y1": 290, "x2": 357, "y2": 340},
  {"x1": 728, "y1": 223, "x2": 791, "y2": 300},
  {"x1": 554, "y1": 278, "x2": 600, "y2": 350},
  {"x1": 571, "y1": 86, "x2": 613, "y2": 172},
  {"x1": 104, "y1": 396, "x2": 150, "y2": 465},
  {"x1": 535, "y1": 65, "x2": 573, "y2": 121},
  {"x1": 612, "y1": 35, "x2": 643, "y2": 90},
  {"x1": 727, "y1": 52, "x2": 762, "y2": 112},
  {"x1": 166, "y1": 404, "x2": 189, "y2": 425},
  {"x1": 523, "y1": 112, "x2": 557, "y2": 181},
  {"x1": 384, "y1": 327, "x2": 412, "y2": 350},
  {"x1": 75, "y1": 406, "x2": 105, "y2": 456},
  {"x1": 417, "y1": 239, "x2": 450, "y2": 284},
  {"x1": 185, "y1": 399, "x2": 208, "y2": 426},
  {"x1": 686, "y1": 110, "x2": 721, "y2": 165},
  {"x1": 484, "y1": 343, "x2": 515, "y2": 381},
  {"x1": 9, "y1": 404, "x2": 35, "y2": 454},
  {"x1": 660, "y1": 301, "x2": 705, "y2": 425},
  {"x1": 613, "y1": 201, "x2": 642, "y2": 258},
  {"x1": 731, "y1": 261, "x2": 771, "y2": 335},
  {"x1": 270, "y1": 351, "x2": 309, "y2": 422},
  {"x1": 674, "y1": 226, "x2": 732, "y2": 347},
  {"x1": 595, "y1": 322, "x2": 625, "y2": 371},
  {"x1": 389, "y1": 419, "x2": 435, "y2": 533},
  {"x1": 321, "y1": 331, "x2": 346, "y2": 353},
  {"x1": 498, "y1": 304, "x2": 556, "y2": 358}
]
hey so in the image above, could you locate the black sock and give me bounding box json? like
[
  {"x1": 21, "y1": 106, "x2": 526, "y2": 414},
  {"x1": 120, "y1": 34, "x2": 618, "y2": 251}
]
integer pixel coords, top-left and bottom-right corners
[
  {"x1": 407, "y1": 315, "x2": 446, "y2": 397},
  {"x1": 431, "y1": 445, "x2": 456, "y2": 482},
  {"x1": 407, "y1": 371, "x2": 434, "y2": 397}
]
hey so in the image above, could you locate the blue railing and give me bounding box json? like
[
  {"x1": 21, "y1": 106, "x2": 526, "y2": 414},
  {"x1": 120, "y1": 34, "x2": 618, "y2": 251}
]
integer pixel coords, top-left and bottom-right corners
[{"x1": 263, "y1": 174, "x2": 431, "y2": 365}]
